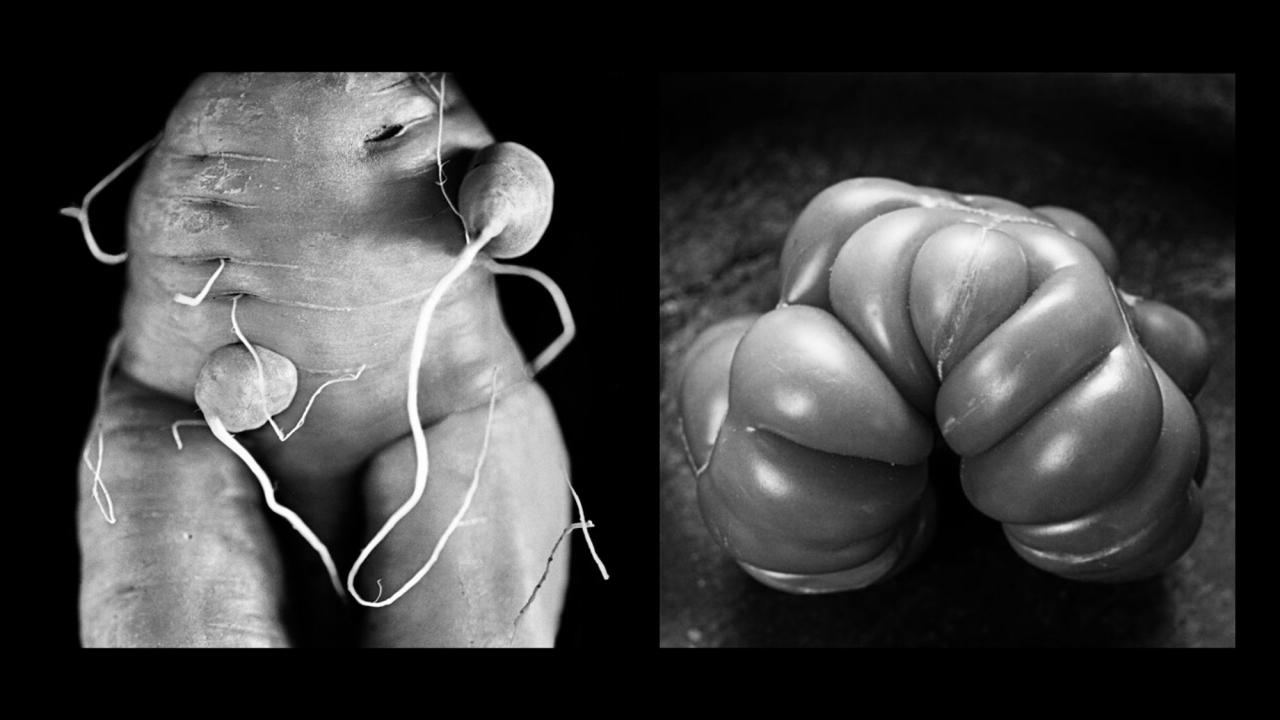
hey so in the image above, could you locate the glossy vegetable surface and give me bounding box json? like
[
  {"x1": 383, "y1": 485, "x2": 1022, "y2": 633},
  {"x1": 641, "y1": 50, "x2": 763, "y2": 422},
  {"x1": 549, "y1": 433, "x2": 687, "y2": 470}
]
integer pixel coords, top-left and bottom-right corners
[{"x1": 679, "y1": 177, "x2": 1211, "y2": 589}]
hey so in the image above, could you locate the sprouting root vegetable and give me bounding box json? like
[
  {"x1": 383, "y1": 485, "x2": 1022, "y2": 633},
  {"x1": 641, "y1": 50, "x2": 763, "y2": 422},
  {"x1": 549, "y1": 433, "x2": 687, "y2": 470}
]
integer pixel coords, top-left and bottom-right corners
[
  {"x1": 194, "y1": 343, "x2": 298, "y2": 433},
  {"x1": 71, "y1": 72, "x2": 603, "y2": 647}
]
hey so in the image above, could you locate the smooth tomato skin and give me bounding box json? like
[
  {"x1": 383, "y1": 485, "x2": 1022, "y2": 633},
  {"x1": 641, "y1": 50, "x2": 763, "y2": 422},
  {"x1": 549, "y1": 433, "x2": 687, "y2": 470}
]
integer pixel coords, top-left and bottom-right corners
[
  {"x1": 697, "y1": 418, "x2": 928, "y2": 574},
  {"x1": 779, "y1": 178, "x2": 922, "y2": 310},
  {"x1": 679, "y1": 176, "x2": 1211, "y2": 587},
  {"x1": 961, "y1": 342, "x2": 1163, "y2": 524},
  {"x1": 1033, "y1": 206, "x2": 1120, "y2": 278},
  {"x1": 677, "y1": 314, "x2": 759, "y2": 469},
  {"x1": 1003, "y1": 358, "x2": 1204, "y2": 580},
  {"x1": 737, "y1": 484, "x2": 938, "y2": 593},
  {"x1": 678, "y1": 307, "x2": 933, "y2": 584},
  {"x1": 908, "y1": 224, "x2": 1029, "y2": 381},
  {"x1": 936, "y1": 266, "x2": 1129, "y2": 457},
  {"x1": 828, "y1": 207, "x2": 972, "y2": 416},
  {"x1": 728, "y1": 306, "x2": 933, "y2": 466},
  {"x1": 1129, "y1": 298, "x2": 1213, "y2": 397}
]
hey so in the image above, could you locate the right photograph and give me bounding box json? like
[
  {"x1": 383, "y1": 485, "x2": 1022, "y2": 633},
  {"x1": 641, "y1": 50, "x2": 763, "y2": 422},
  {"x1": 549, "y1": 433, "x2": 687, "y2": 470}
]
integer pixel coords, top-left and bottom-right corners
[{"x1": 659, "y1": 72, "x2": 1235, "y2": 647}]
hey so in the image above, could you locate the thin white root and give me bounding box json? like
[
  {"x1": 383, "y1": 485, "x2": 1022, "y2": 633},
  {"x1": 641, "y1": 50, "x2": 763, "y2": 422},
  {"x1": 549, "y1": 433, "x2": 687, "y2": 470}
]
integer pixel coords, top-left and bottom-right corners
[
  {"x1": 228, "y1": 294, "x2": 286, "y2": 439},
  {"x1": 485, "y1": 260, "x2": 576, "y2": 376},
  {"x1": 231, "y1": 293, "x2": 364, "y2": 442},
  {"x1": 509, "y1": 461, "x2": 610, "y2": 637},
  {"x1": 61, "y1": 134, "x2": 160, "y2": 265},
  {"x1": 84, "y1": 332, "x2": 125, "y2": 524},
  {"x1": 347, "y1": 365, "x2": 501, "y2": 608},
  {"x1": 425, "y1": 73, "x2": 464, "y2": 223},
  {"x1": 229, "y1": 294, "x2": 269, "y2": 393},
  {"x1": 82, "y1": 433, "x2": 116, "y2": 525},
  {"x1": 347, "y1": 72, "x2": 509, "y2": 607},
  {"x1": 566, "y1": 470, "x2": 609, "y2": 581},
  {"x1": 270, "y1": 365, "x2": 367, "y2": 442},
  {"x1": 174, "y1": 258, "x2": 227, "y2": 306},
  {"x1": 205, "y1": 414, "x2": 343, "y2": 597},
  {"x1": 170, "y1": 419, "x2": 208, "y2": 450}
]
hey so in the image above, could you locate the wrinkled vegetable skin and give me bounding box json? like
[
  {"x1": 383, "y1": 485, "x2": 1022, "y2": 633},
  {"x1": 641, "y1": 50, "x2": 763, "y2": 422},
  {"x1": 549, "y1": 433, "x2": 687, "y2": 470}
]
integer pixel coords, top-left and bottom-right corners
[
  {"x1": 78, "y1": 73, "x2": 568, "y2": 646},
  {"x1": 680, "y1": 177, "x2": 1210, "y2": 588}
]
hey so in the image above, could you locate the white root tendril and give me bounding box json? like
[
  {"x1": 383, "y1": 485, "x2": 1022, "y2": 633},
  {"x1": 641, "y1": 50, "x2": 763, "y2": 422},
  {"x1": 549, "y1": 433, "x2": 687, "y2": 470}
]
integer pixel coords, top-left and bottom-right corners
[
  {"x1": 170, "y1": 419, "x2": 208, "y2": 451},
  {"x1": 346, "y1": 73, "x2": 597, "y2": 609},
  {"x1": 174, "y1": 258, "x2": 227, "y2": 306},
  {"x1": 348, "y1": 365, "x2": 502, "y2": 607},
  {"x1": 271, "y1": 365, "x2": 367, "y2": 442},
  {"x1": 61, "y1": 134, "x2": 160, "y2": 265},
  {"x1": 228, "y1": 294, "x2": 366, "y2": 442},
  {"x1": 84, "y1": 332, "x2": 125, "y2": 524},
  {"x1": 205, "y1": 414, "x2": 344, "y2": 597},
  {"x1": 420, "y1": 72, "x2": 464, "y2": 222},
  {"x1": 510, "y1": 463, "x2": 609, "y2": 639},
  {"x1": 484, "y1": 260, "x2": 576, "y2": 376},
  {"x1": 566, "y1": 468, "x2": 609, "y2": 581},
  {"x1": 347, "y1": 72, "x2": 504, "y2": 607}
]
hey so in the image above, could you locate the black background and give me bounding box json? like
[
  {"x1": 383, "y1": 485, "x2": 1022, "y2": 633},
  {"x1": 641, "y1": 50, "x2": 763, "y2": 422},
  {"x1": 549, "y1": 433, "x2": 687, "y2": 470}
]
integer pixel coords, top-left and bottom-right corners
[{"x1": 36, "y1": 72, "x2": 654, "y2": 649}]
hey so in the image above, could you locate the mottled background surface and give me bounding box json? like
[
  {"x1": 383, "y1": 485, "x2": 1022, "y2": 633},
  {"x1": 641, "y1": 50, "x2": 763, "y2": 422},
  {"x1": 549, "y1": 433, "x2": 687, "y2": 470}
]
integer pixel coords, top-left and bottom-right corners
[{"x1": 659, "y1": 73, "x2": 1235, "y2": 647}]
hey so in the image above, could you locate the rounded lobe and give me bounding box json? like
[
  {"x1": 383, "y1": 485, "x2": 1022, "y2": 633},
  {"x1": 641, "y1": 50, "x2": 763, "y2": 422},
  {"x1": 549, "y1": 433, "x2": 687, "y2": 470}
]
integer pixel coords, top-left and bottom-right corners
[
  {"x1": 1003, "y1": 359, "x2": 1203, "y2": 579},
  {"x1": 829, "y1": 207, "x2": 975, "y2": 415},
  {"x1": 737, "y1": 484, "x2": 934, "y2": 593},
  {"x1": 1130, "y1": 298, "x2": 1212, "y2": 397},
  {"x1": 460, "y1": 142, "x2": 554, "y2": 259},
  {"x1": 779, "y1": 178, "x2": 923, "y2": 308},
  {"x1": 909, "y1": 224, "x2": 1029, "y2": 381},
  {"x1": 194, "y1": 343, "x2": 299, "y2": 432},
  {"x1": 730, "y1": 305, "x2": 933, "y2": 466},
  {"x1": 697, "y1": 418, "x2": 928, "y2": 574},
  {"x1": 961, "y1": 340, "x2": 1163, "y2": 524},
  {"x1": 937, "y1": 265, "x2": 1121, "y2": 456},
  {"x1": 1033, "y1": 205, "x2": 1119, "y2": 278},
  {"x1": 677, "y1": 314, "x2": 759, "y2": 469}
]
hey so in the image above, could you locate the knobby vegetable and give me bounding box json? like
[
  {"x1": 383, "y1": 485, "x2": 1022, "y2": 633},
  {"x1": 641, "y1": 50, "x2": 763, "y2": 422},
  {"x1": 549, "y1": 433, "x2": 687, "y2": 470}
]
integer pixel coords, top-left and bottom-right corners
[
  {"x1": 70, "y1": 72, "x2": 604, "y2": 647},
  {"x1": 679, "y1": 177, "x2": 1211, "y2": 592}
]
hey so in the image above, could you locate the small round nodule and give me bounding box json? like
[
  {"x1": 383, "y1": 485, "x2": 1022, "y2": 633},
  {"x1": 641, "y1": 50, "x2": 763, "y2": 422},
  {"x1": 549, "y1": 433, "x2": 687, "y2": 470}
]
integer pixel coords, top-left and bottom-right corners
[
  {"x1": 459, "y1": 142, "x2": 553, "y2": 259},
  {"x1": 195, "y1": 344, "x2": 299, "y2": 432}
]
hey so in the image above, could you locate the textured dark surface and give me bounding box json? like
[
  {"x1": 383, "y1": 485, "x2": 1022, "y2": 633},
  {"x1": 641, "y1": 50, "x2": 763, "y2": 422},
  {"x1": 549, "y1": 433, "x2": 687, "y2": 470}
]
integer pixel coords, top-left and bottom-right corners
[{"x1": 659, "y1": 73, "x2": 1235, "y2": 648}]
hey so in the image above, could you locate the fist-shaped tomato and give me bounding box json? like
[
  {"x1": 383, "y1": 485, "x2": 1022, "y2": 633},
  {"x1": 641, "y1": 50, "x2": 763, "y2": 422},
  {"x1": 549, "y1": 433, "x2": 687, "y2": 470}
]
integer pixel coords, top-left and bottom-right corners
[{"x1": 679, "y1": 178, "x2": 1210, "y2": 592}]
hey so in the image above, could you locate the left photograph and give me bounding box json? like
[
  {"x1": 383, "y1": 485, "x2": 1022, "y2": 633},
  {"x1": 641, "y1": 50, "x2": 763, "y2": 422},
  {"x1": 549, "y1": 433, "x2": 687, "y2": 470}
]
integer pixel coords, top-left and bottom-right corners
[{"x1": 41, "y1": 72, "x2": 652, "y2": 648}]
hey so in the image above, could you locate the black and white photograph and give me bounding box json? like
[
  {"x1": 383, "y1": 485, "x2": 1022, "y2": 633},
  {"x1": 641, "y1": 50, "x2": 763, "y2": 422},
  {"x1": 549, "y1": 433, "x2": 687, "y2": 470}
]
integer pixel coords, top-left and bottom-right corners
[
  {"x1": 37, "y1": 72, "x2": 651, "y2": 648},
  {"x1": 30, "y1": 71, "x2": 1237, "y2": 651},
  {"x1": 659, "y1": 73, "x2": 1235, "y2": 647}
]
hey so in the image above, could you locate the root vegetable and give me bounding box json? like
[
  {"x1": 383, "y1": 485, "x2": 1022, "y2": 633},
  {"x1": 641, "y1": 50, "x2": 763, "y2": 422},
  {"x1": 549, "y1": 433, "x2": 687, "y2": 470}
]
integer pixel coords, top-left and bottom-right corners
[{"x1": 71, "y1": 72, "x2": 588, "y2": 647}]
